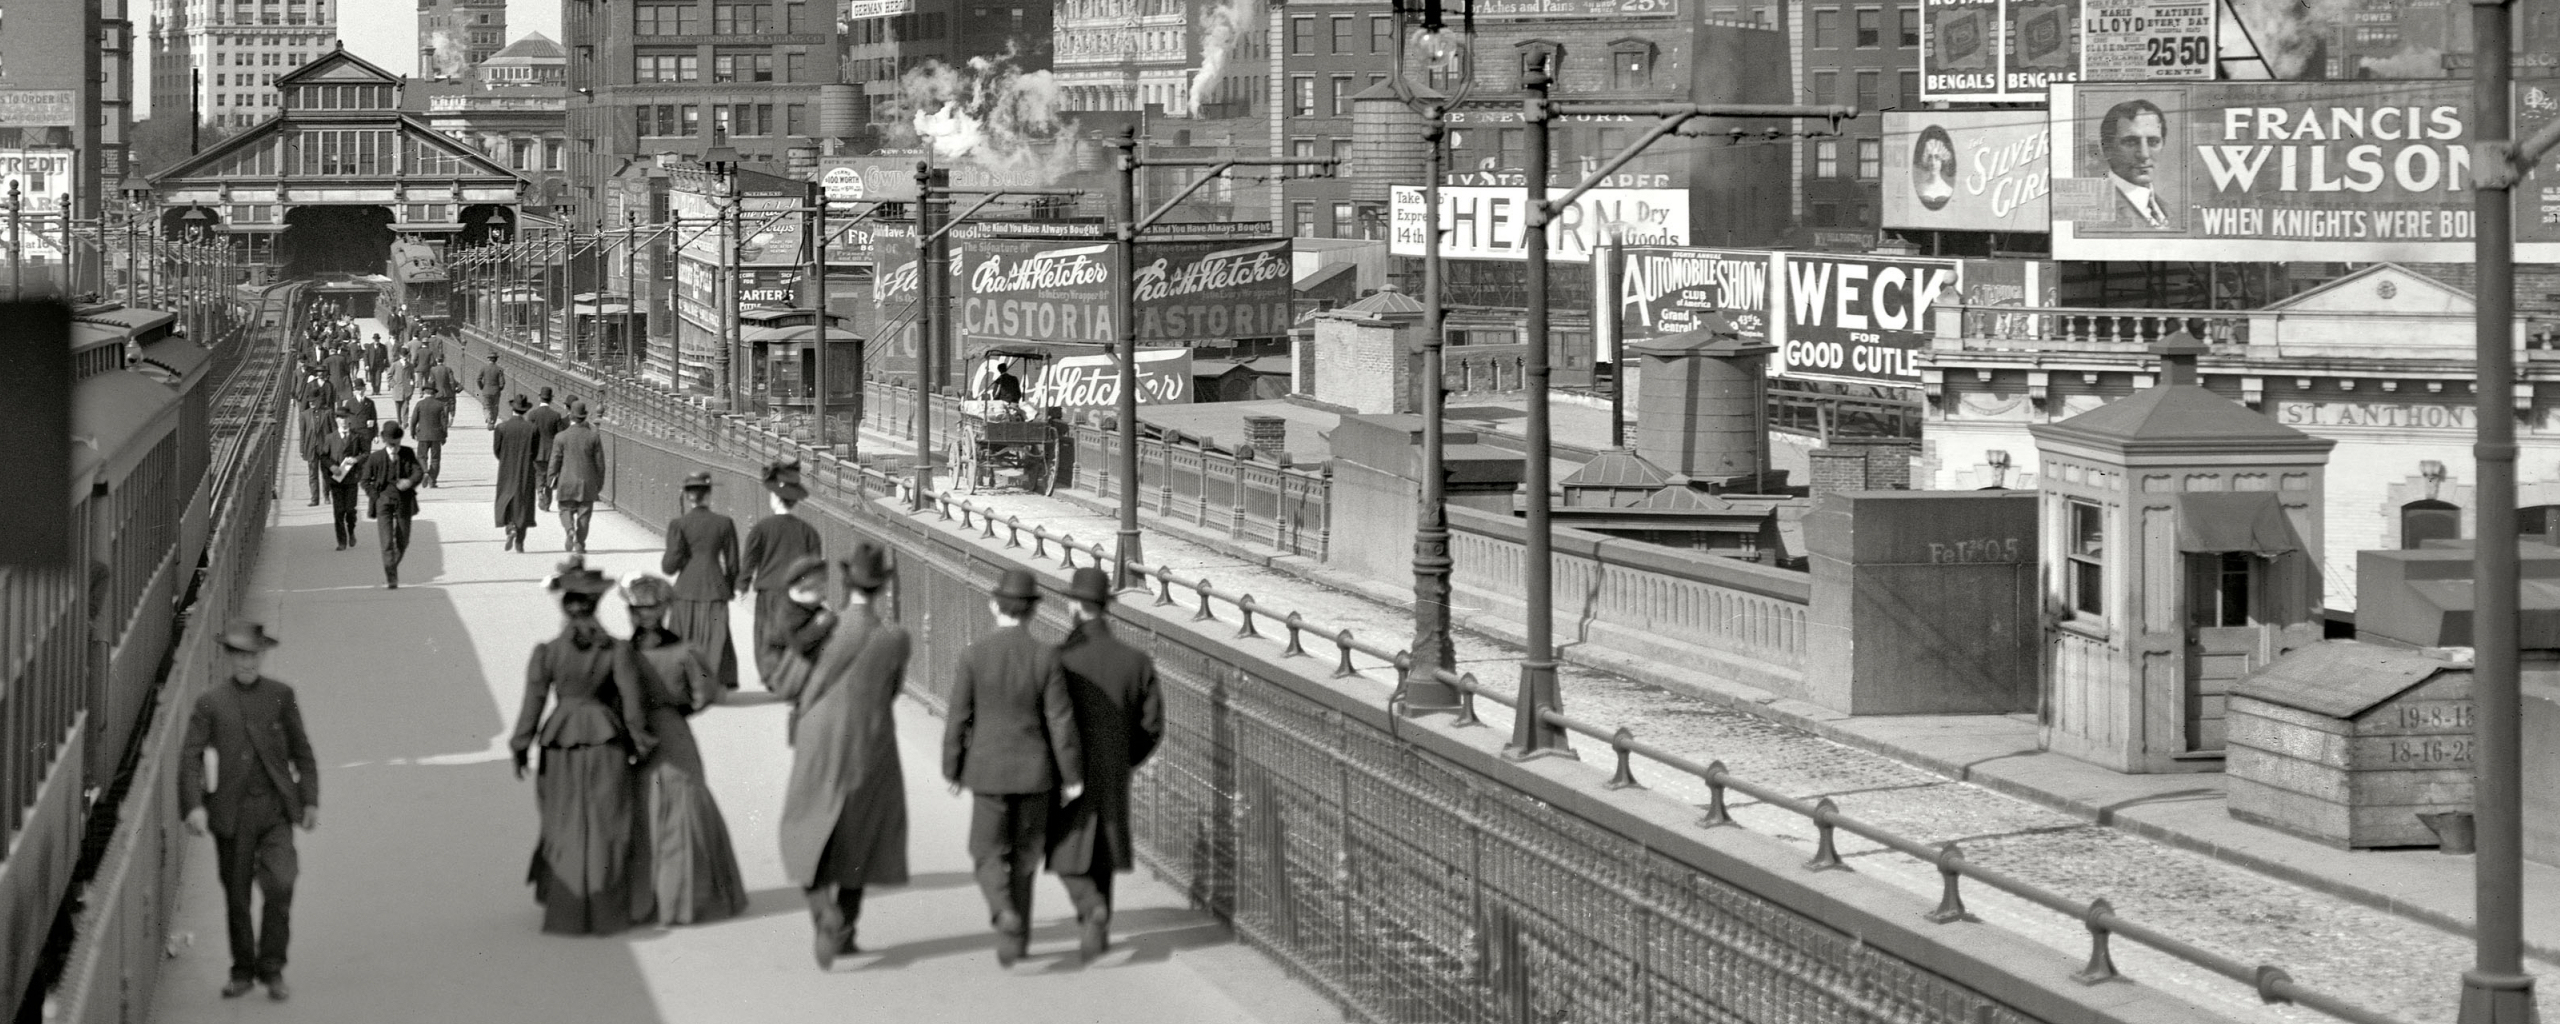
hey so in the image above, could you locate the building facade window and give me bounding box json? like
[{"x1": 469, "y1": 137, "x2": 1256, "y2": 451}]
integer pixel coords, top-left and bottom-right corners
[
  {"x1": 1812, "y1": 8, "x2": 1838, "y2": 47},
  {"x1": 1855, "y1": 70, "x2": 1879, "y2": 111},
  {"x1": 1371, "y1": 15, "x2": 1393, "y2": 53},
  {"x1": 1898, "y1": 70, "x2": 1919, "y2": 106},
  {"x1": 1517, "y1": 40, "x2": 1561, "y2": 84},
  {"x1": 1291, "y1": 75, "x2": 1315, "y2": 116},
  {"x1": 1332, "y1": 16, "x2": 1355, "y2": 52},
  {"x1": 1331, "y1": 74, "x2": 1353, "y2": 115},
  {"x1": 2402, "y1": 498, "x2": 2463, "y2": 547},
  {"x1": 636, "y1": 51, "x2": 700, "y2": 82},
  {"x1": 1856, "y1": 7, "x2": 1881, "y2": 46},
  {"x1": 1857, "y1": 137, "x2": 1881, "y2": 178},
  {"x1": 636, "y1": 4, "x2": 699, "y2": 34},
  {"x1": 1899, "y1": 6, "x2": 1920, "y2": 46},
  {"x1": 1610, "y1": 41, "x2": 1652, "y2": 90},
  {"x1": 1815, "y1": 139, "x2": 1839, "y2": 177},
  {"x1": 1292, "y1": 201, "x2": 1315, "y2": 236},
  {"x1": 713, "y1": 3, "x2": 772, "y2": 34},
  {"x1": 1330, "y1": 137, "x2": 1353, "y2": 169},
  {"x1": 1811, "y1": 70, "x2": 1838, "y2": 105},
  {"x1": 2066, "y1": 499, "x2": 2106, "y2": 619},
  {"x1": 714, "y1": 51, "x2": 774, "y2": 82},
  {"x1": 1290, "y1": 16, "x2": 1314, "y2": 54}
]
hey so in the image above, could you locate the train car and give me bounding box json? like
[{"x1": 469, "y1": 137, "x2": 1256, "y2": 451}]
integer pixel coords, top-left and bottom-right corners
[{"x1": 386, "y1": 240, "x2": 450, "y2": 338}]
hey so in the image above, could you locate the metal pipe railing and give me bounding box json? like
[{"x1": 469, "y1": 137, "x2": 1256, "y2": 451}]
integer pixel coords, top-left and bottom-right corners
[{"x1": 460, "y1": 321, "x2": 2415, "y2": 1024}]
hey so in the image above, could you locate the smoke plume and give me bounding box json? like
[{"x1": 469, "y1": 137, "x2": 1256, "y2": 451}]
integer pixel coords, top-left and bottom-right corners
[
  {"x1": 428, "y1": 27, "x2": 468, "y2": 80},
  {"x1": 1188, "y1": 0, "x2": 1264, "y2": 116},
  {"x1": 886, "y1": 48, "x2": 1080, "y2": 185},
  {"x1": 2224, "y1": 0, "x2": 2355, "y2": 79}
]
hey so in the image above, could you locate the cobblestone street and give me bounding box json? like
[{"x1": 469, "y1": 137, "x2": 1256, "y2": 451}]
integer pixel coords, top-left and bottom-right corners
[{"x1": 853, "y1": 424, "x2": 2558, "y2": 1024}]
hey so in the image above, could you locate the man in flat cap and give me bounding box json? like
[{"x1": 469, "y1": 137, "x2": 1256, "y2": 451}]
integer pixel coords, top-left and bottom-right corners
[
  {"x1": 662, "y1": 471, "x2": 742, "y2": 690},
  {"x1": 492, "y1": 394, "x2": 542, "y2": 552},
  {"x1": 942, "y1": 568, "x2": 1082, "y2": 966},
  {"x1": 180, "y1": 621, "x2": 319, "y2": 1003},
  {"x1": 743, "y1": 459, "x2": 823, "y2": 688},
  {"x1": 1046, "y1": 567, "x2": 1162, "y2": 961},
  {"x1": 777, "y1": 545, "x2": 913, "y2": 968},
  {"x1": 547, "y1": 402, "x2": 605, "y2": 554}
]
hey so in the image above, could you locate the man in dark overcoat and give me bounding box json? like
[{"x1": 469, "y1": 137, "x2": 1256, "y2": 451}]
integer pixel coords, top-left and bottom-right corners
[
  {"x1": 298, "y1": 395, "x2": 333, "y2": 507},
  {"x1": 359, "y1": 422, "x2": 426, "y2": 588},
  {"x1": 661, "y1": 472, "x2": 741, "y2": 689},
  {"x1": 406, "y1": 389, "x2": 450, "y2": 487},
  {"x1": 364, "y1": 334, "x2": 390, "y2": 392},
  {"x1": 477, "y1": 353, "x2": 507, "y2": 427},
  {"x1": 321, "y1": 345, "x2": 353, "y2": 407},
  {"x1": 341, "y1": 393, "x2": 379, "y2": 447},
  {"x1": 742, "y1": 459, "x2": 822, "y2": 686},
  {"x1": 526, "y1": 387, "x2": 564, "y2": 512},
  {"x1": 547, "y1": 402, "x2": 604, "y2": 554},
  {"x1": 1046, "y1": 567, "x2": 1163, "y2": 961},
  {"x1": 776, "y1": 546, "x2": 912, "y2": 969},
  {"x1": 179, "y1": 621, "x2": 319, "y2": 1002},
  {"x1": 492, "y1": 394, "x2": 542, "y2": 551},
  {"x1": 942, "y1": 569, "x2": 1083, "y2": 967},
  {"x1": 323, "y1": 411, "x2": 367, "y2": 550}
]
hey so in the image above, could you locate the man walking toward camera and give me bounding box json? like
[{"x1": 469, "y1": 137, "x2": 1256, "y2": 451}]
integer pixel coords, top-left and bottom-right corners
[
  {"x1": 179, "y1": 621, "x2": 319, "y2": 1003},
  {"x1": 942, "y1": 569, "x2": 1081, "y2": 967}
]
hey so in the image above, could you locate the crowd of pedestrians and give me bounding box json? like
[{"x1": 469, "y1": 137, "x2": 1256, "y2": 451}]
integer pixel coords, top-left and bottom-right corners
[{"x1": 202, "y1": 308, "x2": 1168, "y2": 1003}]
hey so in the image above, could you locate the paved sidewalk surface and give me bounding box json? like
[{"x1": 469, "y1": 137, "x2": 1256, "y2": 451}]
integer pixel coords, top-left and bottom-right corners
[
  {"x1": 146, "y1": 382, "x2": 1340, "y2": 1024},
  {"x1": 846, "y1": 411, "x2": 2555, "y2": 1024}
]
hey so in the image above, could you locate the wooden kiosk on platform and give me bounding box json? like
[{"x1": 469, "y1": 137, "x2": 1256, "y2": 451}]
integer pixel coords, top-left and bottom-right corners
[{"x1": 2029, "y1": 334, "x2": 2336, "y2": 774}]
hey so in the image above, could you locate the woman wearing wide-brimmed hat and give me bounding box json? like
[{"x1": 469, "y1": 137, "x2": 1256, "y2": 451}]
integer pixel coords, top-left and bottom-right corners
[
  {"x1": 619, "y1": 572, "x2": 749, "y2": 926},
  {"x1": 776, "y1": 543, "x2": 913, "y2": 969},
  {"x1": 510, "y1": 557, "x2": 658, "y2": 935}
]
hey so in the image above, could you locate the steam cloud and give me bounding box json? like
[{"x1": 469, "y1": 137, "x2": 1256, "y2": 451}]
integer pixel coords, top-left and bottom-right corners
[
  {"x1": 1188, "y1": 0, "x2": 1264, "y2": 116},
  {"x1": 428, "y1": 27, "x2": 467, "y2": 80},
  {"x1": 2224, "y1": 0, "x2": 2352, "y2": 79},
  {"x1": 886, "y1": 48, "x2": 1079, "y2": 185}
]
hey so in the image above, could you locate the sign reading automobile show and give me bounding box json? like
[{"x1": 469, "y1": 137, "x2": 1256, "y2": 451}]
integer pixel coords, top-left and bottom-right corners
[
  {"x1": 1614, "y1": 248, "x2": 1959, "y2": 388},
  {"x1": 2048, "y1": 82, "x2": 2560, "y2": 262}
]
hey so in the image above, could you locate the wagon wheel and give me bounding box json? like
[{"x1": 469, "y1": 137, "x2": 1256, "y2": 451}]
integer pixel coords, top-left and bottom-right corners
[{"x1": 950, "y1": 435, "x2": 976, "y2": 495}]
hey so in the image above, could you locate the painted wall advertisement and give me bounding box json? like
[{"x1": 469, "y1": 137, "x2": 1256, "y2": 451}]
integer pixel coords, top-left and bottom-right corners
[
  {"x1": 1923, "y1": 0, "x2": 2219, "y2": 103},
  {"x1": 1881, "y1": 111, "x2": 2051, "y2": 232},
  {"x1": 1606, "y1": 247, "x2": 1960, "y2": 388},
  {"x1": 868, "y1": 232, "x2": 922, "y2": 376},
  {"x1": 813, "y1": 155, "x2": 921, "y2": 204},
  {"x1": 0, "y1": 0, "x2": 79, "y2": 128},
  {"x1": 1390, "y1": 185, "x2": 1689, "y2": 264},
  {"x1": 1131, "y1": 239, "x2": 1293, "y2": 343},
  {"x1": 957, "y1": 237, "x2": 1117, "y2": 348},
  {"x1": 0, "y1": 150, "x2": 69, "y2": 258},
  {"x1": 2048, "y1": 82, "x2": 2560, "y2": 262},
  {"x1": 966, "y1": 349, "x2": 1196, "y2": 409}
]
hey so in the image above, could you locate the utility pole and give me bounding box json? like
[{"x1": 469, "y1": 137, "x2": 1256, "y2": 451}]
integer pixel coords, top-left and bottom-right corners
[
  {"x1": 1507, "y1": 57, "x2": 1566, "y2": 760},
  {"x1": 2463, "y1": 0, "x2": 2538, "y2": 1018},
  {"x1": 1109, "y1": 128, "x2": 1143, "y2": 585},
  {"x1": 8, "y1": 181, "x2": 21, "y2": 297},
  {"x1": 624, "y1": 210, "x2": 639, "y2": 377},
  {"x1": 809, "y1": 179, "x2": 830, "y2": 450},
  {"x1": 913, "y1": 161, "x2": 944, "y2": 510}
]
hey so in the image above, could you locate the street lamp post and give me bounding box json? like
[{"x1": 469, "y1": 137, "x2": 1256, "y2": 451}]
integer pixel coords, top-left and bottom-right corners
[
  {"x1": 9, "y1": 181, "x2": 24, "y2": 297},
  {"x1": 1388, "y1": 0, "x2": 1475, "y2": 711},
  {"x1": 700, "y1": 131, "x2": 743, "y2": 412},
  {"x1": 625, "y1": 210, "x2": 639, "y2": 377},
  {"x1": 912, "y1": 161, "x2": 945, "y2": 511},
  {"x1": 809, "y1": 179, "x2": 831, "y2": 450},
  {"x1": 1506, "y1": 57, "x2": 1568, "y2": 760}
]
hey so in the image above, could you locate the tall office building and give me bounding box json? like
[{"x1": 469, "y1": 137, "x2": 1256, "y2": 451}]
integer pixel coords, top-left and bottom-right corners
[
  {"x1": 419, "y1": 0, "x2": 510, "y2": 82},
  {"x1": 150, "y1": 0, "x2": 338, "y2": 130}
]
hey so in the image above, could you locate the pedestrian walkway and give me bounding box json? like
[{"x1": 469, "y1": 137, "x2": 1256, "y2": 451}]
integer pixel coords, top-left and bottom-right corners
[{"x1": 147, "y1": 391, "x2": 1341, "y2": 1024}]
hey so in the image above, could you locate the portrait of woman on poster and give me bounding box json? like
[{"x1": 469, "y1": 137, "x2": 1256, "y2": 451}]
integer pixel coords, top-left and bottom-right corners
[{"x1": 1913, "y1": 125, "x2": 1957, "y2": 211}]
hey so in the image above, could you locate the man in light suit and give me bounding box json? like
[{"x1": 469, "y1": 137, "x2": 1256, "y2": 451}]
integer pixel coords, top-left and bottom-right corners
[
  {"x1": 547, "y1": 401, "x2": 605, "y2": 553},
  {"x1": 2099, "y1": 98, "x2": 2170, "y2": 229},
  {"x1": 180, "y1": 621, "x2": 319, "y2": 1002},
  {"x1": 942, "y1": 569, "x2": 1082, "y2": 967}
]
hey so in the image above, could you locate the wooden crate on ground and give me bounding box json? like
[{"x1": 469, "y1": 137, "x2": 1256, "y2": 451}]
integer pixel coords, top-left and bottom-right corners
[{"x1": 2226, "y1": 640, "x2": 2474, "y2": 849}]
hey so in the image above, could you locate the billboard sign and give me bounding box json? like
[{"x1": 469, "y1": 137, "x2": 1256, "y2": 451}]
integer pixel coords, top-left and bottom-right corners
[
  {"x1": 0, "y1": 1, "x2": 79, "y2": 128},
  {"x1": 1389, "y1": 185, "x2": 1689, "y2": 264},
  {"x1": 2079, "y1": 0, "x2": 2216, "y2": 82},
  {"x1": 1134, "y1": 239, "x2": 1293, "y2": 343},
  {"x1": 812, "y1": 155, "x2": 920, "y2": 203},
  {"x1": 957, "y1": 238, "x2": 1117, "y2": 347},
  {"x1": 1921, "y1": 0, "x2": 2079, "y2": 103},
  {"x1": 841, "y1": 0, "x2": 917, "y2": 20},
  {"x1": 2048, "y1": 82, "x2": 2560, "y2": 262},
  {"x1": 966, "y1": 349, "x2": 1195, "y2": 409},
  {"x1": 1775, "y1": 253, "x2": 1961, "y2": 387},
  {"x1": 868, "y1": 232, "x2": 921, "y2": 376},
  {"x1": 1615, "y1": 247, "x2": 1775, "y2": 344},
  {"x1": 1469, "y1": 0, "x2": 1675, "y2": 17},
  {"x1": 1882, "y1": 111, "x2": 2051, "y2": 232}
]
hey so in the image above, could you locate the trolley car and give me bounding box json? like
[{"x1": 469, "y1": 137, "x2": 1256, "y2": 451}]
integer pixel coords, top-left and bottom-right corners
[{"x1": 386, "y1": 240, "x2": 450, "y2": 337}]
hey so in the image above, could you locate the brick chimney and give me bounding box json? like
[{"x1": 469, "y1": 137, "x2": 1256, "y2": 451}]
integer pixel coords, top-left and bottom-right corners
[{"x1": 1243, "y1": 415, "x2": 1288, "y2": 461}]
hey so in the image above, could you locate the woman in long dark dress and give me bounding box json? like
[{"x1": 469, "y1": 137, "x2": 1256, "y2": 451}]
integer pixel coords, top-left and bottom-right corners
[
  {"x1": 511, "y1": 558, "x2": 657, "y2": 935},
  {"x1": 619, "y1": 573, "x2": 750, "y2": 925}
]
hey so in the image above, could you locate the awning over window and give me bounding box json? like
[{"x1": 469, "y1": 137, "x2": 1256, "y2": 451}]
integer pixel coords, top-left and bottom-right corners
[{"x1": 2174, "y1": 491, "x2": 2303, "y2": 556}]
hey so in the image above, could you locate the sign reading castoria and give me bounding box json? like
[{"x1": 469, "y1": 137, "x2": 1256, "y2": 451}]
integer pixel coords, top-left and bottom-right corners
[
  {"x1": 2048, "y1": 82, "x2": 2560, "y2": 262},
  {"x1": 1776, "y1": 253, "x2": 1961, "y2": 387},
  {"x1": 1389, "y1": 185, "x2": 1689, "y2": 264},
  {"x1": 958, "y1": 238, "x2": 1116, "y2": 346},
  {"x1": 1132, "y1": 239, "x2": 1292, "y2": 342}
]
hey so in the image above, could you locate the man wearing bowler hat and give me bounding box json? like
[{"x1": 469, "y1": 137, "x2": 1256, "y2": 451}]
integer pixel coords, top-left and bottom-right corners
[
  {"x1": 477, "y1": 352, "x2": 507, "y2": 427},
  {"x1": 943, "y1": 568, "x2": 1082, "y2": 966},
  {"x1": 547, "y1": 401, "x2": 605, "y2": 554},
  {"x1": 1046, "y1": 566, "x2": 1162, "y2": 961},
  {"x1": 777, "y1": 544, "x2": 913, "y2": 968},
  {"x1": 743, "y1": 458, "x2": 824, "y2": 687},
  {"x1": 358, "y1": 421, "x2": 426, "y2": 588},
  {"x1": 662, "y1": 471, "x2": 743, "y2": 690},
  {"x1": 179, "y1": 621, "x2": 319, "y2": 1002}
]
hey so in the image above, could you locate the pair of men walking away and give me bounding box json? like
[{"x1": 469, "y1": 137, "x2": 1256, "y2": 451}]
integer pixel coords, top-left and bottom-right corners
[{"x1": 943, "y1": 567, "x2": 1162, "y2": 965}]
